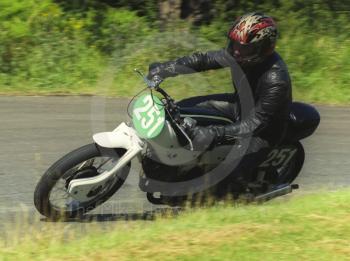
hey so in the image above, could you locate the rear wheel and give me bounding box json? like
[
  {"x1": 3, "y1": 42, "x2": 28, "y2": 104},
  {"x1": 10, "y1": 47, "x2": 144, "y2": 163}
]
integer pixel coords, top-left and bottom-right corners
[{"x1": 34, "y1": 144, "x2": 130, "y2": 220}]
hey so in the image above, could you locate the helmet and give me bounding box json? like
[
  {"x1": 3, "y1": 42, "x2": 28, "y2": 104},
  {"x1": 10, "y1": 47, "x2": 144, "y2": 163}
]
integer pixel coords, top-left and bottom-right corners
[{"x1": 227, "y1": 12, "x2": 278, "y2": 66}]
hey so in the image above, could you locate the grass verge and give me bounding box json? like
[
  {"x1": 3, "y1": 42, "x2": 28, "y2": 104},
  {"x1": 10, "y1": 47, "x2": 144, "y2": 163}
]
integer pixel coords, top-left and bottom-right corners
[{"x1": 1, "y1": 190, "x2": 350, "y2": 260}]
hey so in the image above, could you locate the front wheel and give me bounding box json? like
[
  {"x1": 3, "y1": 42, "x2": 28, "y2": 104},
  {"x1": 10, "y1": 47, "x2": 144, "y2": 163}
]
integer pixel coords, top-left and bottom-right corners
[{"x1": 34, "y1": 144, "x2": 130, "y2": 220}]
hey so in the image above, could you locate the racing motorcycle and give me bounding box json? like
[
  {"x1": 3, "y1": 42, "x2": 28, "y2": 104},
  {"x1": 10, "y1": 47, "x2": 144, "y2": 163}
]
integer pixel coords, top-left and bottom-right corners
[{"x1": 34, "y1": 70, "x2": 320, "y2": 219}]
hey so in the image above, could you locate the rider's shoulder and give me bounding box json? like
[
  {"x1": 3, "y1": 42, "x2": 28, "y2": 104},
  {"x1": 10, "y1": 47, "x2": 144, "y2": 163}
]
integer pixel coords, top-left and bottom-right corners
[
  {"x1": 265, "y1": 53, "x2": 290, "y2": 74},
  {"x1": 266, "y1": 52, "x2": 289, "y2": 71},
  {"x1": 260, "y1": 53, "x2": 291, "y2": 85}
]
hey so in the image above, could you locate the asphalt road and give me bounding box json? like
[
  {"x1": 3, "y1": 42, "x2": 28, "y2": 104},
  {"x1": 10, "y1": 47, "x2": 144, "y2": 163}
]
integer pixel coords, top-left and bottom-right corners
[{"x1": 0, "y1": 96, "x2": 349, "y2": 237}]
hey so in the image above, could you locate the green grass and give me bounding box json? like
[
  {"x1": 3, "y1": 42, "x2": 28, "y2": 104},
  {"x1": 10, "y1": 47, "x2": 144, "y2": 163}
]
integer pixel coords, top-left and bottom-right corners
[
  {"x1": 1, "y1": 190, "x2": 350, "y2": 260},
  {"x1": 1, "y1": 30, "x2": 349, "y2": 105}
]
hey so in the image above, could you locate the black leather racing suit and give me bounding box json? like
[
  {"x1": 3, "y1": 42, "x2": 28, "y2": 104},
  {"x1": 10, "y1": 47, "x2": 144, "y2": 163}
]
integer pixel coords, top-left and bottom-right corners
[{"x1": 150, "y1": 49, "x2": 292, "y2": 184}]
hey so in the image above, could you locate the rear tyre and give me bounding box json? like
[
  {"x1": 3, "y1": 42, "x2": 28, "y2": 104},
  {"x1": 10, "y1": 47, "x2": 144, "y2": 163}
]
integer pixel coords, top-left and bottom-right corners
[{"x1": 34, "y1": 144, "x2": 130, "y2": 220}]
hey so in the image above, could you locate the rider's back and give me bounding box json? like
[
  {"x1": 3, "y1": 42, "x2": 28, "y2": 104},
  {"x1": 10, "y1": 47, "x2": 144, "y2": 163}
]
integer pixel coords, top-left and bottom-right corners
[{"x1": 244, "y1": 52, "x2": 292, "y2": 142}]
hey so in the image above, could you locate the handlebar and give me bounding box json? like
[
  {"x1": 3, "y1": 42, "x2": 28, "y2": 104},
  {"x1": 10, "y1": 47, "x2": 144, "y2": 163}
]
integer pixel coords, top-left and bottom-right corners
[
  {"x1": 134, "y1": 68, "x2": 194, "y2": 150},
  {"x1": 134, "y1": 68, "x2": 173, "y2": 104}
]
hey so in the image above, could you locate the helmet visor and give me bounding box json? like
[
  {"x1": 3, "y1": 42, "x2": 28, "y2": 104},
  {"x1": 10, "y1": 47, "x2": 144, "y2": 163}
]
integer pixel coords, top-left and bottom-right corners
[{"x1": 227, "y1": 40, "x2": 261, "y2": 63}]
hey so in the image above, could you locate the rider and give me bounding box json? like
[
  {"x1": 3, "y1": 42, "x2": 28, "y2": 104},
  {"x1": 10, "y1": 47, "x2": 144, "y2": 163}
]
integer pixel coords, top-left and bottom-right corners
[{"x1": 147, "y1": 12, "x2": 292, "y2": 186}]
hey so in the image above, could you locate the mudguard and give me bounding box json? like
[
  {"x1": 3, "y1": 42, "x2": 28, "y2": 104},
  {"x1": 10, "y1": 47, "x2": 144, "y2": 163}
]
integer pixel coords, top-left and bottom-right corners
[
  {"x1": 93, "y1": 122, "x2": 143, "y2": 150},
  {"x1": 67, "y1": 123, "x2": 144, "y2": 201}
]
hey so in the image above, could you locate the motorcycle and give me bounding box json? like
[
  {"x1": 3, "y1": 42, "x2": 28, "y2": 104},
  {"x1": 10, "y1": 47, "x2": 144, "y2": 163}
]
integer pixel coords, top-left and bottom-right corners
[{"x1": 34, "y1": 70, "x2": 320, "y2": 219}]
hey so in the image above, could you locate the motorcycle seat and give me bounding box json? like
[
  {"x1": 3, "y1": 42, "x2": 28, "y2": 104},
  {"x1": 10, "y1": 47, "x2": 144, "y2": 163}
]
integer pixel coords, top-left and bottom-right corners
[{"x1": 285, "y1": 102, "x2": 320, "y2": 141}]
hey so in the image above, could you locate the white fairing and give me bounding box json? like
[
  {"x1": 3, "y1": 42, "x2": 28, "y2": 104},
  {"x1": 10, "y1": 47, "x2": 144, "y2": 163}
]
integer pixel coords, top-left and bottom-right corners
[
  {"x1": 147, "y1": 121, "x2": 200, "y2": 166},
  {"x1": 67, "y1": 123, "x2": 143, "y2": 201},
  {"x1": 147, "y1": 121, "x2": 232, "y2": 166}
]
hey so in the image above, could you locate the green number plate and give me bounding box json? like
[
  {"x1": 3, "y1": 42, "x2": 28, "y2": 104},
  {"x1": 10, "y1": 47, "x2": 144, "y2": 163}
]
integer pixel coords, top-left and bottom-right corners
[{"x1": 132, "y1": 94, "x2": 165, "y2": 139}]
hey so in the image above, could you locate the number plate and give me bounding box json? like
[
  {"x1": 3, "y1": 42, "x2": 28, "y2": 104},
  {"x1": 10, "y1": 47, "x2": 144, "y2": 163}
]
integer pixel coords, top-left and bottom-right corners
[
  {"x1": 259, "y1": 147, "x2": 297, "y2": 168},
  {"x1": 132, "y1": 94, "x2": 165, "y2": 139}
]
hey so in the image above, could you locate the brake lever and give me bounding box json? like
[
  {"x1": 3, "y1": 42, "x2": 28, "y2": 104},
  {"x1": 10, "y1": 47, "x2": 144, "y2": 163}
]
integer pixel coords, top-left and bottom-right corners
[
  {"x1": 134, "y1": 69, "x2": 162, "y2": 89},
  {"x1": 146, "y1": 75, "x2": 163, "y2": 90}
]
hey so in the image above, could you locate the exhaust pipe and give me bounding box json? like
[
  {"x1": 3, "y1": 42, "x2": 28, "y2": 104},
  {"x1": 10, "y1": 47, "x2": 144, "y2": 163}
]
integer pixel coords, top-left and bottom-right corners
[{"x1": 253, "y1": 184, "x2": 298, "y2": 202}]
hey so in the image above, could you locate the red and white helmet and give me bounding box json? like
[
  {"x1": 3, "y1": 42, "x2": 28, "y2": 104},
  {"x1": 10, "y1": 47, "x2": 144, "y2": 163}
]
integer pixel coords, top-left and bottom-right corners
[{"x1": 227, "y1": 12, "x2": 278, "y2": 66}]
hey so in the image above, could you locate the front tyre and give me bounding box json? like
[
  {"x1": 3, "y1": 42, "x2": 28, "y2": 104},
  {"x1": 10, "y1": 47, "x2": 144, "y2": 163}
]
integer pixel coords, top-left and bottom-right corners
[{"x1": 34, "y1": 144, "x2": 130, "y2": 220}]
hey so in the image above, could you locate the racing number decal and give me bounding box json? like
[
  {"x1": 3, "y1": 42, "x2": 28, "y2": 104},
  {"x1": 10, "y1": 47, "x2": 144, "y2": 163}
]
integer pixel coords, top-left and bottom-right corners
[
  {"x1": 133, "y1": 94, "x2": 165, "y2": 139},
  {"x1": 134, "y1": 95, "x2": 153, "y2": 122},
  {"x1": 134, "y1": 95, "x2": 159, "y2": 130},
  {"x1": 260, "y1": 148, "x2": 297, "y2": 168}
]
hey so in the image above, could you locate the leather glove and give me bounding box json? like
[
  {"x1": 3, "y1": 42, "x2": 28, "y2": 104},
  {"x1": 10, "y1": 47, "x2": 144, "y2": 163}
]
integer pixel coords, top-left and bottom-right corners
[
  {"x1": 187, "y1": 125, "x2": 225, "y2": 151},
  {"x1": 147, "y1": 62, "x2": 163, "y2": 81}
]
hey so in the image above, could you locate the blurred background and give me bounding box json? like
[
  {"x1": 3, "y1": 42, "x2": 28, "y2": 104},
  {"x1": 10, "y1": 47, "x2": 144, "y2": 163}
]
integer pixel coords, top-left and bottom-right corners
[{"x1": 0, "y1": 0, "x2": 349, "y2": 103}]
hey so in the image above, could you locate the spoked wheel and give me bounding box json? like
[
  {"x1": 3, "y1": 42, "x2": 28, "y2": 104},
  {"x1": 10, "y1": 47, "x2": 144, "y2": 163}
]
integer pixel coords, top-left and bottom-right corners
[{"x1": 34, "y1": 144, "x2": 130, "y2": 220}]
